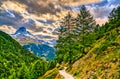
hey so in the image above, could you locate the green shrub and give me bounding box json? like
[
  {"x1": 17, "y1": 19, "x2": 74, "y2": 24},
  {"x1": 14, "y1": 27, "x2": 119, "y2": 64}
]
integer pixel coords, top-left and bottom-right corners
[{"x1": 94, "y1": 41, "x2": 119, "y2": 54}]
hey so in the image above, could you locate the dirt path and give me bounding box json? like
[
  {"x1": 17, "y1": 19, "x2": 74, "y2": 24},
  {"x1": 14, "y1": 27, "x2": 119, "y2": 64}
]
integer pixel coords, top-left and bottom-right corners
[{"x1": 59, "y1": 69, "x2": 74, "y2": 79}]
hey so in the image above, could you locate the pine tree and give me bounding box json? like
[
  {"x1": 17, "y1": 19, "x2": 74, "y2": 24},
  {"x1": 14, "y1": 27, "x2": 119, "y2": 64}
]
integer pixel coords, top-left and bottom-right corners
[
  {"x1": 108, "y1": 6, "x2": 120, "y2": 27},
  {"x1": 109, "y1": 6, "x2": 120, "y2": 21},
  {"x1": 55, "y1": 12, "x2": 75, "y2": 64},
  {"x1": 95, "y1": 24, "x2": 100, "y2": 32},
  {"x1": 59, "y1": 12, "x2": 76, "y2": 36},
  {"x1": 75, "y1": 5, "x2": 96, "y2": 53}
]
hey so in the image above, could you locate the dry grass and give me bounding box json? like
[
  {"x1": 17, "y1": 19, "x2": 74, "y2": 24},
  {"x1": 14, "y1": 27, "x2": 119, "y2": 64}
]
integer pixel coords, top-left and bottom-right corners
[{"x1": 68, "y1": 27, "x2": 120, "y2": 79}]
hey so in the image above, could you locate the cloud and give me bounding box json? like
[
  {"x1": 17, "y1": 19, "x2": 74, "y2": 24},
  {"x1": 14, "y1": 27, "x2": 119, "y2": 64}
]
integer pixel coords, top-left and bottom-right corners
[
  {"x1": 72, "y1": 0, "x2": 120, "y2": 25},
  {"x1": 0, "y1": 25, "x2": 16, "y2": 34},
  {"x1": 107, "y1": 0, "x2": 120, "y2": 5},
  {"x1": 95, "y1": 17, "x2": 108, "y2": 25},
  {"x1": 86, "y1": 0, "x2": 120, "y2": 25},
  {"x1": 14, "y1": 0, "x2": 100, "y2": 14},
  {"x1": 87, "y1": 4, "x2": 116, "y2": 18}
]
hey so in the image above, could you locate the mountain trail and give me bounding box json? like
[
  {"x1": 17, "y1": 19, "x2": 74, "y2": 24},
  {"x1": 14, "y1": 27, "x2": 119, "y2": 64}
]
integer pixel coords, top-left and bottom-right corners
[{"x1": 59, "y1": 67, "x2": 74, "y2": 79}]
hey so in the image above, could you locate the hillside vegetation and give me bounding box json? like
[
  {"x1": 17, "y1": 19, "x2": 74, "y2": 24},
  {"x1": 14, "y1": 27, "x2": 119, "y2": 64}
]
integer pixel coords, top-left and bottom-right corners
[
  {"x1": 0, "y1": 31, "x2": 56, "y2": 79},
  {"x1": 40, "y1": 26, "x2": 120, "y2": 79},
  {"x1": 68, "y1": 26, "x2": 120, "y2": 79},
  {"x1": 40, "y1": 5, "x2": 120, "y2": 79}
]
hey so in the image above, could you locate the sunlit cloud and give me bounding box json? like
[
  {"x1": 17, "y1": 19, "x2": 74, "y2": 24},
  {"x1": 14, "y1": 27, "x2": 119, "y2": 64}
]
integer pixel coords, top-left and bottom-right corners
[{"x1": 87, "y1": 0, "x2": 120, "y2": 25}]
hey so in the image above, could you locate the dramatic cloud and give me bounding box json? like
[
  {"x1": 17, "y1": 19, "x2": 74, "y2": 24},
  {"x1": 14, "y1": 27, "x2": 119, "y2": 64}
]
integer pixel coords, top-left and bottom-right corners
[
  {"x1": 14, "y1": 0, "x2": 100, "y2": 14},
  {"x1": 72, "y1": 0, "x2": 120, "y2": 25},
  {"x1": 0, "y1": 0, "x2": 119, "y2": 34},
  {"x1": 0, "y1": 25, "x2": 16, "y2": 34},
  {"x1": 86, "y1": 0, "x2": 120, "y2": 25},
  {"x1": 107, "y1": 0, "x2": 120, "y2": 5}
]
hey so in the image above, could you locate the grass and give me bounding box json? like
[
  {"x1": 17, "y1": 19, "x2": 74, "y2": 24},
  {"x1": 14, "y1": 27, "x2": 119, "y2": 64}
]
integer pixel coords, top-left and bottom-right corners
[
  {"x1": 38, "y1": 68, "x2": 60, "y2": 79},
  {"x1": 68, "y1": 26, "x2": 120, "y2": 79},
  {"x1": 38, "y1": 27, "x2": 120, "y2": 79}
]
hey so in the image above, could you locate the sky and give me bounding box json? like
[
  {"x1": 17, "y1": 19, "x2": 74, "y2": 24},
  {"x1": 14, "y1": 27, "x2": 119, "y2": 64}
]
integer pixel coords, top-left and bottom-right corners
[
  {"x1": 72, "y1": 0, "x2": 120, "y2": 25},
  {"x1": 0, "y1": 0, "x2": 120, "y2": 34},
  {"x1": 88, "y1": 0, "x2": 120, "y2": 25}
]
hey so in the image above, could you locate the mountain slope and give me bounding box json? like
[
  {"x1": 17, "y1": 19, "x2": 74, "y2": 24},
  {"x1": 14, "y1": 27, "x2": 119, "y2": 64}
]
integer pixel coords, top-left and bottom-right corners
[
  {"x1": 67, "y1": 26, "x2": 120, "y2": 79},
  {"x1": 0, "y1": 30, "x2": 38, "y2": 61},
  {"x1": 11, "y1": 27, "x2": 56, "y2": 60},
  {"x1": 23, "y1": 43, "x2": 56, "y2": 60},
  {"x1": 0, "y1": 30, "x2": 40, "y2": 78},
  {"x1": 39, "y1": 26, "x2": 120, "y2": 79},
  {"x1": 0, "y1": 31, "x2": 57, "y2": 79}
]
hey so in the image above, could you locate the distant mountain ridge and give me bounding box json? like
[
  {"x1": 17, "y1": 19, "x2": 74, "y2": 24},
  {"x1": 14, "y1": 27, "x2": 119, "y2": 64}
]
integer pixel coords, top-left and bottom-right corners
[
  {"x1": 11, "y1": 26, "x2": 56, "y2": 60},
  {"x1": 11, "y1": 26, "x2": 57, "y2": 46},
  {"x1": 23, "y1": 43, "x2": 56, "y2": 60},
  {"x1": 14, "y1": 27, "x2": 31, "y2": 35},
  {"x1": 11, "y1": 27, "x2": 39, "y2": 45}
]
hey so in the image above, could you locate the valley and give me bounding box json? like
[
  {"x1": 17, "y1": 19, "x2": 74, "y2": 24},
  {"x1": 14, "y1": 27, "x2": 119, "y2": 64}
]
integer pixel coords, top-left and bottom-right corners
[{"x1": 0, "y1": 0, "x2": 120, "y2": 79}]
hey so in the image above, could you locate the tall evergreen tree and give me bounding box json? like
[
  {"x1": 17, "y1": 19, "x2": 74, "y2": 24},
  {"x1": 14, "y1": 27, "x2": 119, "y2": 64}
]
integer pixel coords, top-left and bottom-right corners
[
  {"x1": 55, "y1": 12, "x2": 75, "y2": 64},
  {"x1": 75, "y1": 5, "x2": 96, "y2": 53},
  {"x1": 60, "y1": 12, "x2": 76, "y2": 36},
  {"x1": 108, "y1": 6, "x2": 120, "y2": 27}
]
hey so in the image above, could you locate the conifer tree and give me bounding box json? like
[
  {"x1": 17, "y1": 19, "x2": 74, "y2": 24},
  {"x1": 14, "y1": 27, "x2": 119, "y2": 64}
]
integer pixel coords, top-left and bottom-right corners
[
  {"x1": 75, "y1": 5, "x2": 96, "y2": 53},
  {"x1": 60, "y1": 12, "x2": 75, "y2": 36},
  {"x1": 55, "y1": 12, "x2": 75, "y2": 64},
  {"x1": 108, "y1": 6, "x2": 120, "y2": 27}
]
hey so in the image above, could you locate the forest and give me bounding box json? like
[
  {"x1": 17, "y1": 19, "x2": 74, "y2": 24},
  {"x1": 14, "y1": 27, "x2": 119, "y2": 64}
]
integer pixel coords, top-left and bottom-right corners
[{"x1": 55, "y1": 5, "x2": 120, "y2": 64}]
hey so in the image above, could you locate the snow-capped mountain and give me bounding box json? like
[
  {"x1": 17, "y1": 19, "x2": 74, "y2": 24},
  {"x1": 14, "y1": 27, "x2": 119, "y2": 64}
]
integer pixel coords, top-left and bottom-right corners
[
  {"x1": 14, "y1": 27, "x2": 31, "y2": 35},
  {"x1": 11, "y1": 27, "x2": 39, "y2": 45},
  {"x1": 11, "y1": 26, "x2": 56, "y2": 60},
  {"x1": 11, "y1": 26, "x2": 57, "y2": 46}
]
